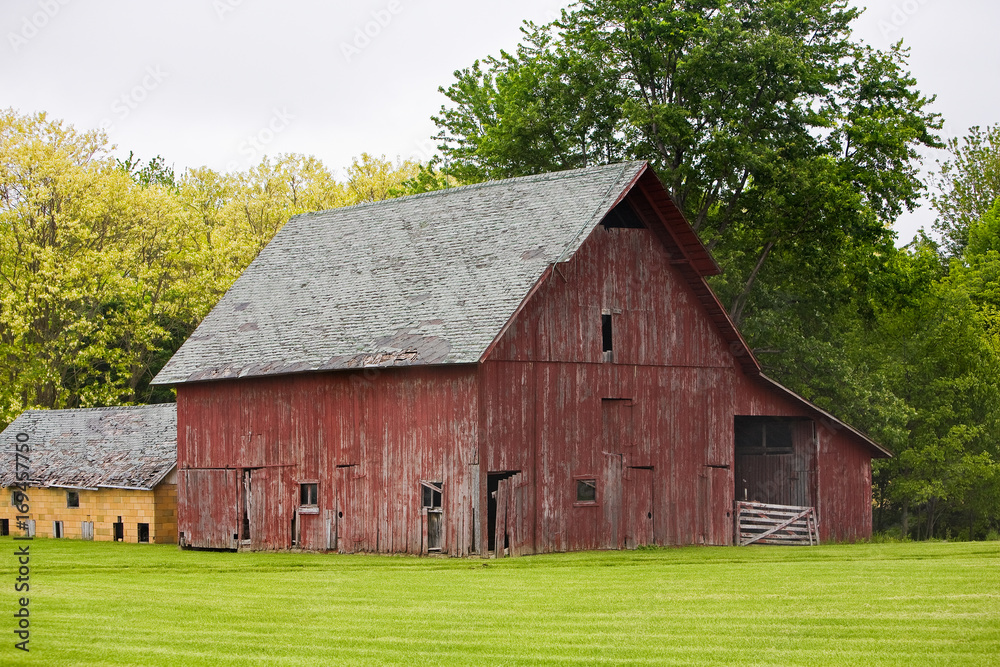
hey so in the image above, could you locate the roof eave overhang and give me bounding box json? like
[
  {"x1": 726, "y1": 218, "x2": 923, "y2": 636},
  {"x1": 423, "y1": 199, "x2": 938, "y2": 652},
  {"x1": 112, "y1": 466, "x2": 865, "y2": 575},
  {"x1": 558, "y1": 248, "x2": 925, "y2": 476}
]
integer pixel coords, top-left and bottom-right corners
[{"x1": 754, "y1": 373, "x2": 893, "y2": 458}]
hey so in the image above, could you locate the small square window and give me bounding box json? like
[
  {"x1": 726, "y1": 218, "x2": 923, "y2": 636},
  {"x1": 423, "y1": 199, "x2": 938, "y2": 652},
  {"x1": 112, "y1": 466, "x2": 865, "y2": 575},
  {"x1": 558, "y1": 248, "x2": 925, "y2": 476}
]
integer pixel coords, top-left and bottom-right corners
[
  {"x1": 421, "y1": 481, "x2": 442, "y2": 509},
  {"x1": 300, "y1": 483, "x2": 318, "y2": 506},
  {"x1": 576, "y1": 479, "x2": 597, "y2": 503},
  {"x1": 67, "y1": 490, "x2": 80, "y2": 508}
]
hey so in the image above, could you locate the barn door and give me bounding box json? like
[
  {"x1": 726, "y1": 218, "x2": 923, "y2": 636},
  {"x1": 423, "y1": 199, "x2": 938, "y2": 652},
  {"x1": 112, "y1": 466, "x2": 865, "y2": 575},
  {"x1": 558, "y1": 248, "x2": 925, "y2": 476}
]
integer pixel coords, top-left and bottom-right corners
[
  {"x1": 240, "y1": 469, "x2": 253, "y2": 546},
  {"x1": 603, "y1": 454, "x2": 624, "y2": 550},
  {"x1": 623, "y1": 467, "x2": 654, "y2": 548},
  {"x1": 248, "y1": 468, "x2": 268, "y2": 550},
  {"x1": 335, "y1": 465, "x2": 365, "y2": 553},
  {"x1": 179, "y1": 468, "x2": 238, "y2": 549},
  {"x1": 489, "y1": 472, "x2": 523, "y2": 557}
]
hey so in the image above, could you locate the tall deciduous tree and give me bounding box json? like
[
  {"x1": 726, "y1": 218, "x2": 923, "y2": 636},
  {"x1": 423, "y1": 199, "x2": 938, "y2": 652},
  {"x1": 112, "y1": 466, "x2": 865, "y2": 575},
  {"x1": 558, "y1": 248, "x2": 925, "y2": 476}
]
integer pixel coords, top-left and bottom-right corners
[
  {"x1": 932, "y1": 125, "x2": 1000, "y2": 257},
  {"x1": 434, "y1": 0, "x2": 941, "y2": 325},
  {"x1": 0, "y1": 109, "x2": 453, "y2": 427}
]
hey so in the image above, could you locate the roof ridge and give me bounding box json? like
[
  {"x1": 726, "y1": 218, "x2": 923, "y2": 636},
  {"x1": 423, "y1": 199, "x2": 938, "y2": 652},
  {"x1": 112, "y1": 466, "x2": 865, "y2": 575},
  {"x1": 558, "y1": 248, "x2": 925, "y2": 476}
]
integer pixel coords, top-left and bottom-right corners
[
  {"x1": 21, "y1": 403, "x2": 176, "y2": 416},
  {"x1": 296, "y1": 161, "x2": 649, "y2": 219}
]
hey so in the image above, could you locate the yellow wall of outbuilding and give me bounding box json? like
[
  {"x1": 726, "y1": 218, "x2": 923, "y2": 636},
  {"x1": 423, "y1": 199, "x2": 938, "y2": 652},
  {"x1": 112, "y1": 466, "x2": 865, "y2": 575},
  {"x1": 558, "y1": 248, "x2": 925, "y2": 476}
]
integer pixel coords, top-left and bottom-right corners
[{"x1": 1, "y1": 484, "x2": 177, "y2": 544}]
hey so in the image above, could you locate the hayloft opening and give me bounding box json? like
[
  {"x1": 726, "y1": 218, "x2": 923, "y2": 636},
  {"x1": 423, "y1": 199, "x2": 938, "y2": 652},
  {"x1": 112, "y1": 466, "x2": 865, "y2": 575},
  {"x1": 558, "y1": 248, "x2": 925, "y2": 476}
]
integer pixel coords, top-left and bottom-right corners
[
  {"x1": 601, "y1": 200, "x2": 646, "y2": 229},
  {"x1": 602, "y1": 313, "x2": 614, "y2": 361}
]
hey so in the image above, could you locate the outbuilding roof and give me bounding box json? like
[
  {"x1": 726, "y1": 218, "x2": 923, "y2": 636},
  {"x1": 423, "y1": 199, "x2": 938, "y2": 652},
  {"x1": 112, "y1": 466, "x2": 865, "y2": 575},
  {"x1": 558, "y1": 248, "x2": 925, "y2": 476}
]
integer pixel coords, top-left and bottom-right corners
[
  {"x1": 153, "y1": 161, "x2": 724, "y2": 384},
  {"x1": 0, "y1": 404, "x2": 177, "y2": 490}
]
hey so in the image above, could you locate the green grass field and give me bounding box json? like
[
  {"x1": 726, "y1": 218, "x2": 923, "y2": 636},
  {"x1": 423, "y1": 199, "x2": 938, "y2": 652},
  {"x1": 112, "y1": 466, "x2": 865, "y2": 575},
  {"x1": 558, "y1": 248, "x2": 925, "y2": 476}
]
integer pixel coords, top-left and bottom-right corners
[{"x1": 1, "y1": 539, "x2": 997, "y2": 666}]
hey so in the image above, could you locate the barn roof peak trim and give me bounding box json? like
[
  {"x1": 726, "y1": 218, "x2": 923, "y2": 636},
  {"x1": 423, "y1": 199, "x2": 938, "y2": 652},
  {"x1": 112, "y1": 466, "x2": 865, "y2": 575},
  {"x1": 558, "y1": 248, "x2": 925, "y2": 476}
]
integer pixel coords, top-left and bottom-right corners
[
  {"x1": 153, "y1": 161, "x2": 724, "y2": 385},
  {"x1": 0, "y1": 403, "x2": 177, "y2": 490}
]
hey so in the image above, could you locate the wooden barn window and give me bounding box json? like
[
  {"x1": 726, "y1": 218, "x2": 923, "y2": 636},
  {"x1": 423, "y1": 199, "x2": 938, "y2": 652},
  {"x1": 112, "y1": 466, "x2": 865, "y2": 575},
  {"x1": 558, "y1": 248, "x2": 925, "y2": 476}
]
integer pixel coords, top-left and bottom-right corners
[
  {"x1": 735, "y1": 417, "x2": 795, "y2": 455},
  {"x1": 66, "y1": 490, "x2": 80, "y2": 508},
  {"x1": 421, "y1": 481, "x2": 443, "y2": 509},
  {"x1": 575, "y1": 478, "x2": 597, "y2": 505},
  {"x1": 421, "y1": 481, "x2": 444, "y2": 553},
  {"x1": 300, "y1": 483, "x2": 318, "y2": 507}
]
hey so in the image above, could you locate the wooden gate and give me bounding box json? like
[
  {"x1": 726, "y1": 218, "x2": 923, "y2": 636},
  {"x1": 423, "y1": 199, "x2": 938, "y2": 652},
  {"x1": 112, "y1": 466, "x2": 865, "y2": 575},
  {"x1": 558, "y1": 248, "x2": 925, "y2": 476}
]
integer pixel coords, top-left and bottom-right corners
[{"x1": 735, "y1": 501, "x2": 819, "y2": 546}]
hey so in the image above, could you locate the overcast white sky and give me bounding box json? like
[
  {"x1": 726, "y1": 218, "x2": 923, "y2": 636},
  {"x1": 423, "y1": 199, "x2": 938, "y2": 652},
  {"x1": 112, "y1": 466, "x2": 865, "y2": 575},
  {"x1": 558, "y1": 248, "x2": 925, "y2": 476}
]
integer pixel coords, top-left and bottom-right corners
[{"x1": 2, "y1": 0, "x2": 997, "y2": 244}]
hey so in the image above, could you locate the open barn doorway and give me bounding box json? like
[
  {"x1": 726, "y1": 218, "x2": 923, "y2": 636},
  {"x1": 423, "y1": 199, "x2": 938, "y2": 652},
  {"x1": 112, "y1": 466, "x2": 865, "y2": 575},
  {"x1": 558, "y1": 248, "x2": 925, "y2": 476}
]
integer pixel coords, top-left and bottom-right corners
[
  {"x1": 487, "y1": 471, "x2": 521, "y2": 556},
  {"x1": 734, "y1": 417, "x2": 816, "y2": 507}
]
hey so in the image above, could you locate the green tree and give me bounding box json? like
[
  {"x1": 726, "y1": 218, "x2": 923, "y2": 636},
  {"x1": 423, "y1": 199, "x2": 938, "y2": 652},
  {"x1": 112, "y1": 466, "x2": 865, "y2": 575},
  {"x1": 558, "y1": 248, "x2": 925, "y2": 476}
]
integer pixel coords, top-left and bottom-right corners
[
  {"x1": 0, "y1": 110, "x2": 207, "y2": 419},
  {"x1": 932, "y1": 125, "x2": 1000, "y2": 257}
]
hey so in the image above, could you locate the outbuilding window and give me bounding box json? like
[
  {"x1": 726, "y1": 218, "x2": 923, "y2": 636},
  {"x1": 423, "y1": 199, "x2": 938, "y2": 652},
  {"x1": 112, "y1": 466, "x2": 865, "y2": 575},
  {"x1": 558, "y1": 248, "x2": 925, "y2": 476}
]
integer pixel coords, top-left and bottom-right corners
[
  {"x1": 67, "y1": 490, "x2": 80, "y2": 508},
  {"x1": 300, "y1": 483, "x2": 318, "y2": 506}
]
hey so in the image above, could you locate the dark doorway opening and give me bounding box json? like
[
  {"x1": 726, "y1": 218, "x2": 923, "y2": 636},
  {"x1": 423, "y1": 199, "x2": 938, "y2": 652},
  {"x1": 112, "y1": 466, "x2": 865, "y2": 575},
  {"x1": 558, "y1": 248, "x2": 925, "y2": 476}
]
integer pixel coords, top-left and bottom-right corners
[
  {"x1": 241, "y1": 469, "x2": 253, "y2": 543},
  {"x1": 114, "y1": 516, "x2": 124, "y2": 541},
  {"x1": 0, "y1": 519, "x2": 8, "y2": 536},
  {"x1": 137, "y1": 523, "x2": 150, "y2": 543},
  {"x1": 487, "y1": 471, "x2": 520, "y2": 553},
  {"x1": 734, "y1": 417, "x2": 816, "y2": 507}
]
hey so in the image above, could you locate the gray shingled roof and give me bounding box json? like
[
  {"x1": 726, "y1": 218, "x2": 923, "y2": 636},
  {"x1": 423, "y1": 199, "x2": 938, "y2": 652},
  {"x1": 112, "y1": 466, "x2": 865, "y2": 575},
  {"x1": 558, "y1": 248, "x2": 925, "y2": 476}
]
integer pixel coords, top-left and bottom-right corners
[
  {"x1": 153, "y1": 161, "x2": 648, "y2": 384},
  {"x1": 0, "y1": 404, "x2": 176, "y2": 490}
]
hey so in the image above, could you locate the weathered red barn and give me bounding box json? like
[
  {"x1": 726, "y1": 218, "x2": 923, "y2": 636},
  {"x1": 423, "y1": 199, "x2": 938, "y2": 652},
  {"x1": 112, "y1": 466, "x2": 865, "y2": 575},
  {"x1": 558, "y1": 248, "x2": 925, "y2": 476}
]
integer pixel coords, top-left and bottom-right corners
[{"x1": 153, "y1": 162, "x2": 889, "y2": 554}]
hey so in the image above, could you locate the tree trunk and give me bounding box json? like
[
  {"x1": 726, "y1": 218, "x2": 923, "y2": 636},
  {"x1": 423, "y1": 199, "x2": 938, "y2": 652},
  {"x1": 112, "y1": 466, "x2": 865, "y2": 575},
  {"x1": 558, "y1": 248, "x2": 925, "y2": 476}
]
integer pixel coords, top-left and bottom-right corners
[
  {"x1": 901, "y1": 499, "x2": 909, "y2": 539},
  {"x1": 729, "y1": 238, "x2": 776, "y2": 325}
]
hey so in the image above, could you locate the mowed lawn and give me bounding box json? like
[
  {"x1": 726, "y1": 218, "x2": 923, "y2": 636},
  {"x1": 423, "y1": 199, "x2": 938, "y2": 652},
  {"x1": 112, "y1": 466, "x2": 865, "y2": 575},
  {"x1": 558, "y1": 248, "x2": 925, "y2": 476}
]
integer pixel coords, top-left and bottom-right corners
[{"x1": 2, "y1": 539, "x2": 998, "y2": 666}]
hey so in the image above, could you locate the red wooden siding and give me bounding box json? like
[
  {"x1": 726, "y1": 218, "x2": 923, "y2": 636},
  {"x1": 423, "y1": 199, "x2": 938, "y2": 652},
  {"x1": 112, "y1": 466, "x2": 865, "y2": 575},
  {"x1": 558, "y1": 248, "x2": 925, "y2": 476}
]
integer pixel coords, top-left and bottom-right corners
[
  {"x1": 177, "y1": 366, "x2": 479, "y2": 554},
  {"x1": 481, "y1": 197, "x2": 741, "y2": 552}
]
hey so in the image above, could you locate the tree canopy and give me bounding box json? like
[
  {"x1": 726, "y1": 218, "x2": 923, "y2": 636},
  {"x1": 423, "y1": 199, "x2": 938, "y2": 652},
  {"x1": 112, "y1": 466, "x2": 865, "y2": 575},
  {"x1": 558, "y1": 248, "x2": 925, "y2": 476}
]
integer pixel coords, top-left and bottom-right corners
[{"x1": 0, "y1": 108, "x2": 447, "y2": 425}]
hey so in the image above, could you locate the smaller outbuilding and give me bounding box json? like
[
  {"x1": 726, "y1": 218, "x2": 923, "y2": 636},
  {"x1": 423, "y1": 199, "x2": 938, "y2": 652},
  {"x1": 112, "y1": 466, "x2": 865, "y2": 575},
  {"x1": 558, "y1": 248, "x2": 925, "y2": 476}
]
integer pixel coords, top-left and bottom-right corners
[{"x1": 0, "y1": 404, "x2": 177, "y2": 544}]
